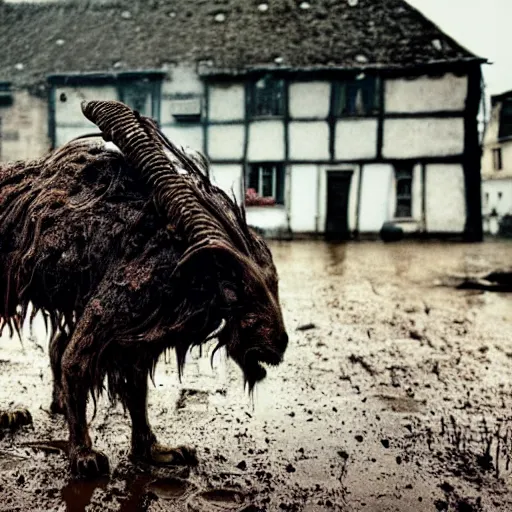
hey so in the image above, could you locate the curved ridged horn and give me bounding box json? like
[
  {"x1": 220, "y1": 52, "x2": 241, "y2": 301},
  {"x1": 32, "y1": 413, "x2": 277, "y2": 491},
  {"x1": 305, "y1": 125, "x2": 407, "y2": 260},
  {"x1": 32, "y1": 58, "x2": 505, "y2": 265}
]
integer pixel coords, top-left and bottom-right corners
[{"x1": 80, "y1": 100, "x2": 251, "y2": 259}]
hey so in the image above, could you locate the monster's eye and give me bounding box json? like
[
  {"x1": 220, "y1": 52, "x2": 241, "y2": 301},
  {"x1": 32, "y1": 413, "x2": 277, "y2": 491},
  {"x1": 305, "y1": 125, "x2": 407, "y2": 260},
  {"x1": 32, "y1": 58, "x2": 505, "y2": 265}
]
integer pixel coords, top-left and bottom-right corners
[{"x1": 241, "y1": 315, "x2": 258, "y2": 329}]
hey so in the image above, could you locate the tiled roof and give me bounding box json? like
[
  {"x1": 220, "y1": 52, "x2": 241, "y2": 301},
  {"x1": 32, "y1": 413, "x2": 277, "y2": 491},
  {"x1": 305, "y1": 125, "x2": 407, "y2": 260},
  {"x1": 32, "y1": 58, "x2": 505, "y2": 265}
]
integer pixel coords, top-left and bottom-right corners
[{"x1": 0, "y1": 0, "x2": 483, "y2": 88}]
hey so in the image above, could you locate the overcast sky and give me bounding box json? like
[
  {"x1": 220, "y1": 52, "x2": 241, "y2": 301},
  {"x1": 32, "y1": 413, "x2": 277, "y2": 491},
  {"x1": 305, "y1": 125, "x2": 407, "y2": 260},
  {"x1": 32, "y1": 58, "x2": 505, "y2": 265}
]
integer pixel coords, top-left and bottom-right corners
[{"x1": 406, "y1": 0, "x2": 509, "y2": 98}]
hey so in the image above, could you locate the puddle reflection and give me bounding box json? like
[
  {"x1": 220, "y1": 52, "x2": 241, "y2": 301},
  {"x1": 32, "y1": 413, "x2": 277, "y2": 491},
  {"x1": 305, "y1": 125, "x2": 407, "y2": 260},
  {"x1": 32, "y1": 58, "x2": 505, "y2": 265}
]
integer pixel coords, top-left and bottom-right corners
[{"x1": 61, "y1": 473, "x2": 196, "y2": 512}]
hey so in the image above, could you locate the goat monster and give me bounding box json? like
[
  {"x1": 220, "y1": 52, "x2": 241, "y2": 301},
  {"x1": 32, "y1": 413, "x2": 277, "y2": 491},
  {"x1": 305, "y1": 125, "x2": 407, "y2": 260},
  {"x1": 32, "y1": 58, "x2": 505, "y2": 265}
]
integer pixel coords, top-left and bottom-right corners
[{"x1": 0, "y1": 100, "x2": 288, "y2": 478}]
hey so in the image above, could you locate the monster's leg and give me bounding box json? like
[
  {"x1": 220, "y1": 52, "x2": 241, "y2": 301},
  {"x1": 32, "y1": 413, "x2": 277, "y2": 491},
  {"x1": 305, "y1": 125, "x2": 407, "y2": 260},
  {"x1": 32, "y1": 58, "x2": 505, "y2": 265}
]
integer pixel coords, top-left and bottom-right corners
[
  {"x1": 123, "y1": 365, "x2": 198, "y2": 467},
  {"x1": 49, "y1": 329, "x2": 71, "y2": 415},
  {"x1": 0, "y1": 409, "x2": 32, "y2": 430},
  {"x1": 61, "y1": 310, "x2": 109, "y2": 478}
]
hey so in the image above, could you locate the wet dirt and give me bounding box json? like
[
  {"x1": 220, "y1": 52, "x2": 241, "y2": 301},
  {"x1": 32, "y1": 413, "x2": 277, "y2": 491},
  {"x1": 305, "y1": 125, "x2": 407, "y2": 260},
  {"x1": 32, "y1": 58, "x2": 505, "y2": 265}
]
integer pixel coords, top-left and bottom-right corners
[{"x1": 2, "y1": 240, "x2": 512, "y2": 511}]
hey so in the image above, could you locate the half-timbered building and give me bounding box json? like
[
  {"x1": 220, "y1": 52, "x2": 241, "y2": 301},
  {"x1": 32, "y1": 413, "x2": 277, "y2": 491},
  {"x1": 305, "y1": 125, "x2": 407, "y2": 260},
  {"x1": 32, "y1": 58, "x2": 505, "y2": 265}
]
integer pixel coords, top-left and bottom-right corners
[{"x1": 0, "y1": 0, "x2": 485, "y2": 239}]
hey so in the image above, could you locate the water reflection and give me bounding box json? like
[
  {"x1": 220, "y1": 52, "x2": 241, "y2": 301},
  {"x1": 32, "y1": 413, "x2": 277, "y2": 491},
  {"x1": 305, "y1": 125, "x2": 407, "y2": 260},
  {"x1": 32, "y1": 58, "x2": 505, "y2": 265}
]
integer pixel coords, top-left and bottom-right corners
[
  {"x1": 325, "y1": 242, "x2": 347, "y2": 276},
  {"x1": 62, "y1": 477, "x2": 109, "y2": 512},
  {"x1": 269, "y1": 239, "x2": 512, "y2": 287},
  {"x1": 61, "y1": 473, "x2": 195, "y2": 512}
]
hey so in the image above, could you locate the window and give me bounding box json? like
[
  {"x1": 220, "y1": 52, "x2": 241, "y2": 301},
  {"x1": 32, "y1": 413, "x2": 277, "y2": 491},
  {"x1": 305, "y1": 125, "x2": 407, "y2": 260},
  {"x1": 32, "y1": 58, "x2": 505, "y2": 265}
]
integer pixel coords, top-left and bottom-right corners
[
  {"x1": 499, "y1": 98, "x2": 512, "y2": 140},
  {"x1": 246, "y1": 163, "x2": 285, "y2": 206},
  {"x1": 249, "y1": 75, "x2": 285, "y2": 118},
  {"x1": 119, "y1": 79, "x2": 158, "y2": 118},
  {"x1": 333, "y1": 75, "x2": 379, "y2": 117},
  {"x1": 395, "y1": 166, "x2": 413, "y2": 218},
  {"x1": 493, "y1": 148, "x2": 503, "y2": 171},
  {"x1": 0, "y1": 82, "x2": 13, "y2": 107}
]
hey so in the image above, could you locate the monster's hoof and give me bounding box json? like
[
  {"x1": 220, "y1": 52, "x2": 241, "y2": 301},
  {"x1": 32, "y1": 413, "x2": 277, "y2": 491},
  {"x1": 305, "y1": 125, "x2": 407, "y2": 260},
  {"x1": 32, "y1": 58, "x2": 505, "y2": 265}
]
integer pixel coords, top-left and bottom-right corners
[
  {"x1": 139, "y1": 443, "x2": 198, "y2": 467},
  {"x1": 70, "y1": 448, "x2": 110, "y2": 478},
  {"x1": 0, "y1": 409, "x2": 32, "y2": 430}
]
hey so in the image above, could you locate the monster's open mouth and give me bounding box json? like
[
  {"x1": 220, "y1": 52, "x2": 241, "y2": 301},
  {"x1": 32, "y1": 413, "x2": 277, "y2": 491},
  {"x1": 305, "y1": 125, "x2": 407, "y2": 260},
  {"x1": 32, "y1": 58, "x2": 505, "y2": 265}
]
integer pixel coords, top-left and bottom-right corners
[{"x1": 242, "y1": 348, "x2": 283, "y2": 389}]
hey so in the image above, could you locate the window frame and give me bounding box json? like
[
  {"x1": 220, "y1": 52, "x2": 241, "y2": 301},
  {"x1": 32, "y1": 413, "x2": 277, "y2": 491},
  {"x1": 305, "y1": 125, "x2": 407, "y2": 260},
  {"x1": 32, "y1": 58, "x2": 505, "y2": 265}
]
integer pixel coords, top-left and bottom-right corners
[
  {"x1": 248, "y1": 74, "x2": 286, "y2": 119},
  {"x1": 332, "y1": 74, "x2": 381, "y2": 118},
  {"x1": 118, "y1": 77, "x2": 161, "y2": 121},
  {"x1": 499, "y1": 98, "x2": 512, "y2": 141},
  {"x1": 493, "y1": 147, "x2": 503, "y2": 171},
  {"x1": 245, "y1": 162, "x2": 285, "y2": 206},
  {"x1": 0, "y1": 82, "x2": 13, "y2": 107},
  {"x1": 394, "y1": 164, "x2": 414, "y2": 219}
]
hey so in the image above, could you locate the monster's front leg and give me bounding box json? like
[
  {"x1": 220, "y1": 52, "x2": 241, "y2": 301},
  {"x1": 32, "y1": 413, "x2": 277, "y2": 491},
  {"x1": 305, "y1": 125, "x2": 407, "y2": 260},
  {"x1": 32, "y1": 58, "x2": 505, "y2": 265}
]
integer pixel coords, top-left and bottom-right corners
[
  {"x1": 123, "y1": 365, "x2": 198, "y2": 467},
  {"x1": 61, "y1": 322, "x2": 109, "y2": 477},
  {"x1": 49, "y1": 329, "x2": 71, "y2": 415}
]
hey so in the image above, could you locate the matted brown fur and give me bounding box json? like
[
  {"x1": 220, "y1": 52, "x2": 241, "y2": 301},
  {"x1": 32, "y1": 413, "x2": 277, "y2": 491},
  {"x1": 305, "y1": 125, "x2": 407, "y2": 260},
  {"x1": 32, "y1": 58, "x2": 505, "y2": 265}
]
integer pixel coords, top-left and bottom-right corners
[{"x1": 0, "y1": 119, "x2": 288, "y2": 477}]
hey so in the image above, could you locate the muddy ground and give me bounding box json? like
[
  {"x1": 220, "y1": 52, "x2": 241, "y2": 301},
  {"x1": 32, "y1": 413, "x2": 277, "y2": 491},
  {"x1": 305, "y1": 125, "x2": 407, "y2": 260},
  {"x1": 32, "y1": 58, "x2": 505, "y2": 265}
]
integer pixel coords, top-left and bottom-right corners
[{"x1": 2, "y1": 240, "x2": 512, "y2": 511}]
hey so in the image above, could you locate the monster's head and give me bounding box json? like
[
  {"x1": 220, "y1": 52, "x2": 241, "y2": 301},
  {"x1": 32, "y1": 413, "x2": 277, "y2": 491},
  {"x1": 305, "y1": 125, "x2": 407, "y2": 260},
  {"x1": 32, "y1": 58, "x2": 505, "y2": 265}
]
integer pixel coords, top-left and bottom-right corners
[{"x1": 214, "y1": 231, "x2": 288, "y2": 390}]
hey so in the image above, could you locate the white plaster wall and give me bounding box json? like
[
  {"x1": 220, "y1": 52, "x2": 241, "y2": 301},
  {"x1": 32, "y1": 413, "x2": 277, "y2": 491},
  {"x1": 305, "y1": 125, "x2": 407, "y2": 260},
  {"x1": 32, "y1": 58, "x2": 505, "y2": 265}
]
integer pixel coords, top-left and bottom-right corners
[
  {"x1": 288, "y1": 122, "x2": 329, "y2": 161},
  {"x1": 289, "y1": 81, "x2": 330, "y2": 119},
  {"x1": 483, "y1": 102, "x2": 500, "y2": 147},
  {"x1": 425, "y1": 164, "x2": 466, "y2": 232},
  {"x1": 385, "y1": 73, "x2": 468, "y2": 113},
  {"x1": 317, "y1": 164, "x2": 360, "y2": 233},
  {"x1": 209, "y1": 164, "x2": 243, "y2": 203},
  {"x1": 161, "y1": 97, "x2": 202, "y2": 125},
  {"x1": 358, "y1": 164, "x2": 394, "y2": 232},
  {"x1": 247, "y1": 121, "x2": 285, "y2": 161},
  {"x1": 160, "y1": 66, "x2": 204, "y2": 126},
  {"x1": 162, "y1": 64, "x2": 203, "y2": 95},
  {"x1": 482, "y1": 103, "x2": 502, "y2": 178},
  {"x1": 0, "y1": 90, "x2": 49, "y2": 161},
  {"x1": 482, "y1": 138, "x2": 512, "y2": 178},
  {"x1": 289, "y1": 165, "x2": 318, "y2": 232},
  {"x1": 161, "y1": 125, "x2": 203, "y2": 152},
  {"x1": 207, "y1": 124, "x2": 245, "y2": 160},
  {"x1": 498, "y1": 141, "x2": 512, "y2": 174},
  {"x1": 246, "y1": 206, "x2": 288, "y2": 232},
  {"x1": 55, "y1": 86, "x2": 118, "y2": 126},
  {"x1": 481, "y1": 144, "x2": 495, "y2": 177},
  {"x1": 335, "y1": 119, "x2": 378, "y2": 160},
  {"x1": 383, "y1": 118, "x2": 464, "y2": 159},
  {"x1": 208, "y1": 83, "x2": 245, "y2": 121},
  {"x1": 55, "y1": 127, "x2": 97, "y2": 148},
  {"x1": 483, "y1": 179, "x2": 512, "y2": 217}
]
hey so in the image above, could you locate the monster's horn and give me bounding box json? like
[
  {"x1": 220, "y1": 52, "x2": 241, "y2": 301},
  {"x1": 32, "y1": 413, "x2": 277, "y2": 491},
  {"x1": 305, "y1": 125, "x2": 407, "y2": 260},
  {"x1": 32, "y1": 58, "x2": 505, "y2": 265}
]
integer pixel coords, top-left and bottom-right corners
[{"x1": 81, "y1": 100, "x2": 251, "y2": 260}]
